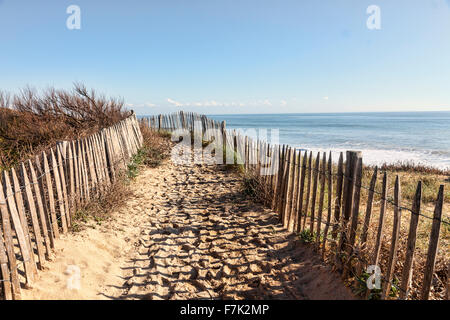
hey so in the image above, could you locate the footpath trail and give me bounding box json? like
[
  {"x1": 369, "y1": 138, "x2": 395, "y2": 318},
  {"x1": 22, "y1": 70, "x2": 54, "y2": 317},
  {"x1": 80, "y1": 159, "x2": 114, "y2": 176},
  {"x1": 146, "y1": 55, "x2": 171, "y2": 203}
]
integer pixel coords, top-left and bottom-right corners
[{"x1": 23, "y1": 161, "x2": 355, "y2": 300}]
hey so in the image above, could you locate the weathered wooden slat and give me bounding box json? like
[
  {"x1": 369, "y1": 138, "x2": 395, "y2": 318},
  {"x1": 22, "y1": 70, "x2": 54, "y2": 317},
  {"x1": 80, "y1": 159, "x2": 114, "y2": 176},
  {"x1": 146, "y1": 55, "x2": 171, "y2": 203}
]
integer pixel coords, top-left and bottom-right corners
[
  {"x1": 321, "y1": 152, "x2": 333, "y2": 260},
  {"x1": 85, "y1": 137, "x2": 99, "y2": 197},
  {"x1": 353, "y1": 166, "x2": 378, "y2": 286},
  {"x1": 3, "y1": 171, "x2": 36, "y2": 287},
  {"x1": 51, "y1": 149, "x2": 68, "y2": 233},
  {"x1": 272, "y1": 144, "x2": 283, "y2": 211},
  {"x1": 10, "y1": 168, "x2": 38, "y2": 276},
  {"x1": 295, "y1": 151, "x2": 307, "y2": 233},
  {"x1": 309, "y1": 152, "x2": 320, "y2": 233},
  {"x1": 20, "y1": 163, "x2": 46, "y2": 270},
  {"x1": 67, "y1": 142, "x2": 76, "y2": 213},
  {"x1": 281, "y1": 148, "x2": 292, "y2": 226},
  {"x1": 284, "y1": 149, "x2": 296, "y2": 229},
  {"x1": 92, "y1": 134, "x2": 105, "y2": 195},
  {"x1": 316, "y1": 152, "x2": 327, "y2": 248},
  {"x1": 371, "y1": 172, "x2": 388, "y2": 267},
  {"x1": 399, "y1": 181, "x2": 422, "y2": 300},
  {"x1": 98, "y1": 132, "x2": 111, "y2": 187},
  {"x1": 42, "y1": 151, "x2": 60, "y2": 239},
  {"x1": 0, "y1": 221, "x2": 12, "y2": 299},
  {"x1": 288, "y1": 149, "x2": 299, "y2": 230},
  {"x1": 29, "y1": 159, "x2": 53, "y2": 252},
  {"x1": 57, "y1": 147, "x2": 71, "y2": 229},
  {"x1": 360, "y1": 167, "x2": 378, "y2": 247},
  {"x1": 269, "y1": 145, "x2": 278, "y2": 208},
  {"x1": 277, "y1": 146, "x2": 288, "y2": 217},
  {"x1": 292, "y1": 151, "x2": 302, "y2": 232},
  {"x1": 103, "y1": 130, "x2": 116, "y2": 183},
  {"x1": 336, "y1": 151, "x2": 360, "y2": 270},
  {"x1": 421, "y1": 185, "x2": 444, "y2": 300},
  {"x1": 381, "y1": 176, "x2": 402, "y2": 299},
  {"x1": 71, "y1": 141, "x2": 81, "y2": 208},
  {"x1": 343, "y1": 157, "x2": 363, "y2": 278},
  {"x1": 332, "y1": 152, "x2": 344, "y2": 239},
  {"x1": 301, "y1": 151, "x2": 313, "y2": 232},
  {"x1": 80, "y1": 139, "x2": 91, "y2": 201}
]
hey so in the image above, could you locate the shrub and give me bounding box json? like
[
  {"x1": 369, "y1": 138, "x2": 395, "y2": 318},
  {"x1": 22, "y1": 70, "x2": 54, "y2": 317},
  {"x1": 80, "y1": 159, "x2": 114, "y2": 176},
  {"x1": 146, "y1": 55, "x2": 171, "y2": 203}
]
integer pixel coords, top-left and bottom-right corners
[{"x1": 0, "y1": 83, "x2": 130, "y2": 169}]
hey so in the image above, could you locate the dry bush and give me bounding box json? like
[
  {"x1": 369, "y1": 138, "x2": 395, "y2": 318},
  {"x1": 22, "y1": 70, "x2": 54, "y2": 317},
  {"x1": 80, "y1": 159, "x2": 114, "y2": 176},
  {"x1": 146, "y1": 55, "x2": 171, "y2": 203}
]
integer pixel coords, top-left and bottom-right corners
[
  {"x1": 71, "y1": 174, "x2": 131, "y2": 232},
  {"x1": 0, "y1": 83, "x2": 130, "y2": 169}
]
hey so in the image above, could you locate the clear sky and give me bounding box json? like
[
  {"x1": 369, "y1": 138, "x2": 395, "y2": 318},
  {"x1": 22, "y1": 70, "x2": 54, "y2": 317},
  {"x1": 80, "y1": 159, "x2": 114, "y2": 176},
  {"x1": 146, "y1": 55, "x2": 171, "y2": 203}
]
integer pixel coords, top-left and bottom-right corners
[{"x1": 1, "y1": 0, "x2": 450, "y2": 115}]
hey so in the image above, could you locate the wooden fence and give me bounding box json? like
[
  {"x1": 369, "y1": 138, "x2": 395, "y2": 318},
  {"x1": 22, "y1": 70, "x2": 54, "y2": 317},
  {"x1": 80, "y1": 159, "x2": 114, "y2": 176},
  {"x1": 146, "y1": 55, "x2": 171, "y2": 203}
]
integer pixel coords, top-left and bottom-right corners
[
  {"x1": 0, "y1": 113, "x2": 143, "y2": 300},
  {"x1": 142, "y1": 111, "x2": 448, "y2": 300}
]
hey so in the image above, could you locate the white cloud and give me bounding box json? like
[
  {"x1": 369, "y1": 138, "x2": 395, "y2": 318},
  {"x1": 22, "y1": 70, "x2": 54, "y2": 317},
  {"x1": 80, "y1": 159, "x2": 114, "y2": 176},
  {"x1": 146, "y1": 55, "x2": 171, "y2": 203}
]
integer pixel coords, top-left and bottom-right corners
[
  {"x1": 167, "y1": 98, "x2": 183, "y2": 107},
  {"x1": 323, "y1": 96, "x2": 329, "y2": 100},
  {"x1": 145, "y1": 102, "x2": 156, "y2": 107},
  {"x1": 165, "y1": 98, "x2": 279, "y2": 108}
]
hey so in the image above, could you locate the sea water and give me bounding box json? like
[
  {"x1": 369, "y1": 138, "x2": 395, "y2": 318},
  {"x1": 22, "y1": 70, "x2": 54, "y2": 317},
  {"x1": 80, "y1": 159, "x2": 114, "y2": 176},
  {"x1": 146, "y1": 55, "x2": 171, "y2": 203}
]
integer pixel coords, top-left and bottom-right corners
[{"x1": 208, "y1": 112, "x2": 450, "y2": 170}]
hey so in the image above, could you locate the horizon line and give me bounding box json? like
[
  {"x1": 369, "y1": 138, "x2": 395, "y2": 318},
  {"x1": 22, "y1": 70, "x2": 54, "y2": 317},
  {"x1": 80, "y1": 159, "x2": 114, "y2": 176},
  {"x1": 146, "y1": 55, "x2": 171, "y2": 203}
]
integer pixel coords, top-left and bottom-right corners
[{"x1": 135, "y1": 109, "x2": 450, "y2": 116}]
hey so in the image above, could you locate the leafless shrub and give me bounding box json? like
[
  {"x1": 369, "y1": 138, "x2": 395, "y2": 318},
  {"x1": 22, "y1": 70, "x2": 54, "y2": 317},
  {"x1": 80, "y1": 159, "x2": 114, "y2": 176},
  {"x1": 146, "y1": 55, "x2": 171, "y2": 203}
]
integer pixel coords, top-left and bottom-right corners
[{"x1": 0, "y1": 83, "x2": 131, "y2": 169}]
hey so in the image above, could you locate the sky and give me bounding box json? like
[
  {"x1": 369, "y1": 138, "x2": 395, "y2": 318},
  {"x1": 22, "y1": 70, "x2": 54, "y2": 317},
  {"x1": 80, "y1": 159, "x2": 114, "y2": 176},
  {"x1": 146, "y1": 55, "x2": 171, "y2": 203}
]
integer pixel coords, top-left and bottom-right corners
[{"x1": 1, "y1": 0, "x2": 450, "y2": 115}]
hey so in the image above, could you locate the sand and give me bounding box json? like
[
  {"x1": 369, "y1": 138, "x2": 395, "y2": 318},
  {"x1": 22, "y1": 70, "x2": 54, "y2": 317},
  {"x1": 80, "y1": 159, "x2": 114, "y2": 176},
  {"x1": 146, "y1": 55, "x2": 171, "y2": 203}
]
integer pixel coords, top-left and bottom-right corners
[{"x1": 22, "y1": 161, "x2": 355, "y2": 300}]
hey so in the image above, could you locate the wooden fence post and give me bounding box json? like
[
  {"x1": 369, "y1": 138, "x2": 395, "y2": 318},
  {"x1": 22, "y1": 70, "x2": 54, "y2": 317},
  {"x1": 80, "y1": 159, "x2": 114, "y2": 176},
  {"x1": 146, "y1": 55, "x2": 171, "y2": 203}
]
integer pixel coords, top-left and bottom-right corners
[
  {"x1": 371, "y1": 173, "x2": 388, "y2": 268},
  {"x1": 28, "y1": 160, "x2": 52, "y2": 257},
  {"x1": 11, "y1": 167, "x2": 39, "y2": 274},
  {"x1": 0, "y1": 177, "x2": 21, "y2": 299},
  {"x1": 316, "y1": 152, "x2": 327, "y2": 247},
  {"x1": 321, "y1": 151, "x2": 333, "y2": 260},
  {"x1": 301, "y1": 151, "x2": 313, "y2": 232},
  {"x1": 51, "y1": 149, "x2": 68, "y2": 233},
  {"x1": 20, "y1": 163, "x2": 46, "y2": 270},
  {"x1": 337, "y1": 151, "x2": 361, "y2": 269},
  {"x1": 0, "y1": 222, "x2": 12, "y2": 299},
  {"x1": 3, "y1": 170, "x2": 37, "y2": 287},
  {"x1": 381, "y1": 176, "x2": 402, "y2": 299},
  {"x1": 343, "y1": 157, "x2": 363, "y2": 278},
  {"x1": 399, "y1": 181, "x2": 422, "y2": 299},
  {"x1": 295, "y1": 151, "x2": 307, "y2": 233},
  {"x1": 221, "y1": 121, "x2": 226, "y2": 165},
  {"x1": 332, "y1": 152, "x2": 344, "y2": 239},
  {"x1": 309, "y1": 152, "x2": 320, "y2": 233},
  {"x1": 421, "y1": 185, "x2": 444, "y2": 300}
]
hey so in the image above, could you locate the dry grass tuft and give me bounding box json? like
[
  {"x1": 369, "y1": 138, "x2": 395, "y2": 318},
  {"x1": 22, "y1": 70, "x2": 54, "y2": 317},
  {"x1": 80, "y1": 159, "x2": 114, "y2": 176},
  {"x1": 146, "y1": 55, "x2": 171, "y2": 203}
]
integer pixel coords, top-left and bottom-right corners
[
  {"x1": 71, "y1": 174, "x2": 131, "y2": 232},
  {"x1": 139, "y1": 124, "x2": 173, "y2": 167}
]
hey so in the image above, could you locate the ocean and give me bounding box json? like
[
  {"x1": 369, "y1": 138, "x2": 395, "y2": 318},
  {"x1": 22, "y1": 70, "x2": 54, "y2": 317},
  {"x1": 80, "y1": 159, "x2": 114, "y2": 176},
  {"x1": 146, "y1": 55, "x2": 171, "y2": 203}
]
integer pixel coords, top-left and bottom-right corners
[{"x1": 208, "y1": 112, "x2": 450, "y2": 170}]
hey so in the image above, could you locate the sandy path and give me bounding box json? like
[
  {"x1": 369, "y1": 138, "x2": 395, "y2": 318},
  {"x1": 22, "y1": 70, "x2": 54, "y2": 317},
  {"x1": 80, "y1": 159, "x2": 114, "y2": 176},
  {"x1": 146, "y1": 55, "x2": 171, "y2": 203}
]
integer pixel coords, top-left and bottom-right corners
[{"x1": 23, "y1": 161, "x2": 355, "y2": 300}]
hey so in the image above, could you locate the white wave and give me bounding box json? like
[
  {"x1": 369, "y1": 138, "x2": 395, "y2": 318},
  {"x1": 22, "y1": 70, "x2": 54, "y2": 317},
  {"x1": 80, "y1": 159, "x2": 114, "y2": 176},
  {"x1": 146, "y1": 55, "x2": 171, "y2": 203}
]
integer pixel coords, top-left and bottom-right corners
[{"x1": 293, "y1": 146, "x2": 450, "y2": 170}]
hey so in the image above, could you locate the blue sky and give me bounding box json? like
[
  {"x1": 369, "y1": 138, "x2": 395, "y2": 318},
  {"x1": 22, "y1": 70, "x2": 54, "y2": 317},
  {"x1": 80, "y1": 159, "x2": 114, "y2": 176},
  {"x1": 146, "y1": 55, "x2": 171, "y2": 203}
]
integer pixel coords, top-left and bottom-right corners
[{"x1": 1, "y1": 0, "x2": 450, "y2": 115}]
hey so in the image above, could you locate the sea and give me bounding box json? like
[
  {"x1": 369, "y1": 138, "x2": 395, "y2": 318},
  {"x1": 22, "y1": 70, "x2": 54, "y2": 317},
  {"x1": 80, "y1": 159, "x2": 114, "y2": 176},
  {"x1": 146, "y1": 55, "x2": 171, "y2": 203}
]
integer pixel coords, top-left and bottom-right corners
[{"x1": 207, "y1": 112, "x2": 450, "y2": 170}]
